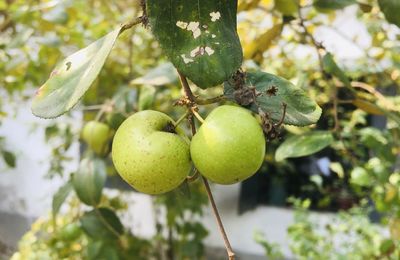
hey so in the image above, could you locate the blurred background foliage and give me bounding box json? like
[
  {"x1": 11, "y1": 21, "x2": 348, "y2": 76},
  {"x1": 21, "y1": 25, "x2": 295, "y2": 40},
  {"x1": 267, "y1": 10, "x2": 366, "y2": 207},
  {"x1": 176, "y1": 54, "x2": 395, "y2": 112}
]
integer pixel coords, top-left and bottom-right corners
[{"x1": 1, "y1": 0, "x2": 400, "y2": 259}]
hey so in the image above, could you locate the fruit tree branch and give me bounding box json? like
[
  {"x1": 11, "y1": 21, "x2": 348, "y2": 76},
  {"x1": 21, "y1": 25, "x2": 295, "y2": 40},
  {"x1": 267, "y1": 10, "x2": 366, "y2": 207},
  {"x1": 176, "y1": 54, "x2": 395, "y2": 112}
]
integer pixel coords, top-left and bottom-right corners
[
  {"x1": 119, "y1": 16, "x2": 147, "y2": 35},
  {"x1": 195, "y1": 94, "x2": 226, "y2": 105},
  {"x1": 177, "y1": 71, "x2": 236, "y2": 260}
]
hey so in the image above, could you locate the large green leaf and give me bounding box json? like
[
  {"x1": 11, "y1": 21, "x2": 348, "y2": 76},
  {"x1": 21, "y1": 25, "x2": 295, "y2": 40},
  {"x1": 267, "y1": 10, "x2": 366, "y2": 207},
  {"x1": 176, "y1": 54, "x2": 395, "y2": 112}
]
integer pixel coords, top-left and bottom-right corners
[
  {"x1": 80, "y1": 208, "x2": 124, "y2": 240},
  {"x1": 52, "y1": 181, "x2": 73, "y2": 221},
  {"x1": 322, "y1": 53, "x2": 351, "y2": 87},
  {"x1": 378, "y1": 0, "x2": 400, "y2": 28},
  {"x1": 147, "y1": 0, "x2": 243, "y2": 89},
  {"x1": 275, "y1": 131, "x2": 334, "y2": 161},
  {"x1": 31, "y1": 28, "x2": 121, "y2": 118},
  {"x1": 224, "y1": 71, "x2": 322, "y2": 126},
  {"x1": 87, "y1": 241, "x2": 119, "y2": 260},
  {"x1": 72, "y1": 157, "x2": 107, "y2": 206},
  {"x1": 314, "y1": 0, "x2": 356, "y2": 10}
]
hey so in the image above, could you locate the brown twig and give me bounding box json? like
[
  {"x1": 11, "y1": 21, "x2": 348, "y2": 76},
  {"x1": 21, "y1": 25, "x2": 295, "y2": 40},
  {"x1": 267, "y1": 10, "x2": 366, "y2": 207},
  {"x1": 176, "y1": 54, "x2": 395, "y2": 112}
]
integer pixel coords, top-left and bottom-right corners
[
  {"x1": 119, "y1": 16, "x2": 146, "y2": 35},
  {"x1": 332, "y1": 87, "x2": 340, "y2": 132},
  {"x1": 177, "y1": 71, "x2": 236, "y2": 260},
  {"x1": 195, "y1": 95, "x2": 227, "y2": 105},
  {"x1": 191, "y1": 108, "x2": 205, "y2": 124}
]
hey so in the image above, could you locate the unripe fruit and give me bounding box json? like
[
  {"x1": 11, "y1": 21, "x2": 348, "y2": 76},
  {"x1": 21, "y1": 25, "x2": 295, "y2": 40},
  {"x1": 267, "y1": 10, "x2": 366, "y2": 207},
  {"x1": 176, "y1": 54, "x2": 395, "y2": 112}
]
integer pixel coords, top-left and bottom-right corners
[
  {"x1": 190, "y1": 105, "x2": 266, "y2": 184},
  {"x1": 58, "y1": 223, "x2": 82, "y2": 241},
  {"x1": 112, "y1": 110, "x2": 191, "y2": 194},
  {"x1": 81, "y1": 121, "x2": 113, "y2": 156}
]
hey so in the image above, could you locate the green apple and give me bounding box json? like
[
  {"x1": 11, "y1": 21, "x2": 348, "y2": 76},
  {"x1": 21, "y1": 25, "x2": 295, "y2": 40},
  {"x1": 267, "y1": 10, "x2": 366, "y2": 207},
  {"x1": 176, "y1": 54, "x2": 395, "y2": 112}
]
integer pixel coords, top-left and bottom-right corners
[
  {"x1": 190, "y1": 105, "x2": 266, "y2": 184},
  {"x1": 112, "y1": 110, "x2": 191, "y2": 194},
  {"x1": 81, "y1": 121, "x2": 113, "y2": 156}
]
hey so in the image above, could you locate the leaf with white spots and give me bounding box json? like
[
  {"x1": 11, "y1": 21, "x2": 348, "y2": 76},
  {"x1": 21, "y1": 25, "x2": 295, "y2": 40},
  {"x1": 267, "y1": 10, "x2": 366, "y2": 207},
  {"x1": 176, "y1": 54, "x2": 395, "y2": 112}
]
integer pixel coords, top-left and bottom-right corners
[
  {"x1": 31, "y1": 27, "x2": 121, "y2": 118},
  {"x1": 147, "y1": 0, "x2": 243, "y2": 89}
]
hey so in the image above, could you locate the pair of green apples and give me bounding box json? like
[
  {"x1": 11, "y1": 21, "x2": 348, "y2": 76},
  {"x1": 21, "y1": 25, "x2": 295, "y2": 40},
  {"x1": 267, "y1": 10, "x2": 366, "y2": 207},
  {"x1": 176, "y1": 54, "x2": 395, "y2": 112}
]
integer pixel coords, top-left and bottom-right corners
[{"x1": 112, "y1": 105, "x2": 266, "y2": 195}]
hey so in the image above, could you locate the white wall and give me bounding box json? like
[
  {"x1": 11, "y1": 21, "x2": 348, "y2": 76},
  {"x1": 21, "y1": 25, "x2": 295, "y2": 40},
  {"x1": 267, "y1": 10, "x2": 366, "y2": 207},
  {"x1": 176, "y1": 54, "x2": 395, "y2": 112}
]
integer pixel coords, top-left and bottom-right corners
[{"x1": 0, "y1": 90, "x2": 81, "y2": 217}]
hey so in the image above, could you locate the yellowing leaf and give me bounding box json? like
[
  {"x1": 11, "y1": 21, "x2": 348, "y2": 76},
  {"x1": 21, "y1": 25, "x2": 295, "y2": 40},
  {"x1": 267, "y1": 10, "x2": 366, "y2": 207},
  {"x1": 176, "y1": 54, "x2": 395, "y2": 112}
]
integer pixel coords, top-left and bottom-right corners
[
  {"x1": 353, "y1": 99, "x2": 384, "y2": 115},
  {"x1": 274, "y1": 0, "x2": 298, "y2": 16},
  {"x1": 238, "y1": 0, "x2": 262, "y2": 11},
  {"x1": 244, "y1": 23, "x2": 283, "y2": 59}
]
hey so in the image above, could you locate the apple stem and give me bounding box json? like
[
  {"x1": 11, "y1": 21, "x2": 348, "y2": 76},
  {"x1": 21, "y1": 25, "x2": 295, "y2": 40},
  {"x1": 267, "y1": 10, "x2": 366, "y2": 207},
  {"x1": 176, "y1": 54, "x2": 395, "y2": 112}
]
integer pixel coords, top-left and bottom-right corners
[
  {"x1": 191, "y1": 108, "x2": 205, "y2": 124},
  {"x1": 186, "y1": 168, "x2": 199, "y2": 182},
  {"x1": 174, "y1": 110, "x2": 190, "y2": 127},
  {"x1": 178, "y1": 71, "x2": 236, "y2": 260}
]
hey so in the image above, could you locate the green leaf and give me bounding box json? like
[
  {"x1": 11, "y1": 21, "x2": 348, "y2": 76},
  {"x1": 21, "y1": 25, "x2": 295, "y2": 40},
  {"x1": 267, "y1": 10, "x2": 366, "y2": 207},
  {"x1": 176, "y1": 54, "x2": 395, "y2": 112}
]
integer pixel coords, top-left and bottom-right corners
[
  {"x1": 224, "y1": 71, "x2": 322, "y2": 126},
  {"x1": 87, "y1": 241, "x2": 104, "y2": 260},
  {"x1": 2, "y1": 150, "x2": 16, "y2": 168},
  {"x1": 72, "y1": 157, "x2": 107, "y2": 206},
  {"x1": 87, "y1": 241, "x2": 119, "y2": 260},
  {"x1": 322, "y1": 53, "x2": 351, "y2": 87},
  {"x1": 52, "y1": 181, "x2": 73, "y2": 221},
  {"x1": 350, "y1": 167, "x2": 371, "y2": 187},
  {"x1": 313, "y1": 0, "x2": 356, "y2": 10},
  {"x1": 130, "y1": 62, "x2": 177, "y2": 86},
  {"x1": 138, "y1": 85, "x2": 156, "y2": 111},
  {"x1": 378, "y1": 0, "x2": 400, "y2": 28},
  {"x1": 80, "y1": 208, "x2": 123, "y2": 240},
  {"x1": 380, "y1": 239, "x2": 395, "y2": 254},
  {"x1": 359, "y1": 127, "x2": 388, "y2": 147},
  {"x1": 147, "y1": 0, "x2": 243, "y2": 89},
  {"x1": 31, "y1": 28, "x2": 121, "y2": 118},
  {"x1": 275, "y1": 131, "x2": 334, "y2": 161}
]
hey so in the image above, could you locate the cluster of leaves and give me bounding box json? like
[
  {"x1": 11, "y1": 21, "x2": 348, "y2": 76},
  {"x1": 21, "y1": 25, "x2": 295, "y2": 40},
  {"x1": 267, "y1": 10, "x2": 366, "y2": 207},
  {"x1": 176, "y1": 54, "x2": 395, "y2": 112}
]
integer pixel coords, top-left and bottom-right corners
[
  {"x1": 257, "y1": 198, "x2": 400, "y2": 259},
  {"x1": 153, "y1": 182, "x2": 209, "y2": 259},
  {"x1": 11, "y1": 196, "x2": 154, "y2": 260},
  {"x1": 11, "y1": 153, "x2": 208, "y2": 259}
]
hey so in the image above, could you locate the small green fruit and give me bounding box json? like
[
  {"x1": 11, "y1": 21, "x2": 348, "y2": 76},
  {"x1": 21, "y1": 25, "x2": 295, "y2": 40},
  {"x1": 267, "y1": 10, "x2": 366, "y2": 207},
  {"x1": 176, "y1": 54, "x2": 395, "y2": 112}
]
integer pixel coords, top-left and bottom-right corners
[
  {"x1": 58, "y1": 223, "x2": 82, "y2": 241},
  {"x1": 190, "y1": 105, "x2": 266, "y2": 184},
  {"x1": 112, "y1": 110, "x2": 191, "y2": 194},
  {"x1": 81, "y1": 121, "x2": 113, "y2": 156}
]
